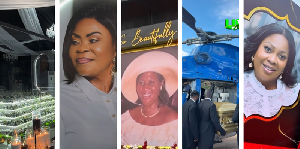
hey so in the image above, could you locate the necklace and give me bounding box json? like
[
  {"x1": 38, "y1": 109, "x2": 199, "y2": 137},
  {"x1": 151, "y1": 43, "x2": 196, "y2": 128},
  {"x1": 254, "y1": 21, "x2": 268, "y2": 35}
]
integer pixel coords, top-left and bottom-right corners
[
  {"x1": 140, "y1": 105, "x2": 160, "y2": 118},
  {"x1": 278, "y1": 124, "x2": 300, "y2": 146}
]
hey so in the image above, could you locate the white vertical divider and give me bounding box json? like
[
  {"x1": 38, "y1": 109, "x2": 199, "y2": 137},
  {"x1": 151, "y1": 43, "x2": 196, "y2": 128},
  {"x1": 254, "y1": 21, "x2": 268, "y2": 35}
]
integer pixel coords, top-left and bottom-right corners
[
  {"x1": 178, "y1": 0, "x2": 183, "y2": 148},
  {"x1": 55, "y1": 0, "x2": 61, "y2": 148},
  {"x1": 117, "y1": 0, "x2": 122, "y2": 148},
  {"x1": 239, "y1": 0, "x2": 244, "y2": 148}
]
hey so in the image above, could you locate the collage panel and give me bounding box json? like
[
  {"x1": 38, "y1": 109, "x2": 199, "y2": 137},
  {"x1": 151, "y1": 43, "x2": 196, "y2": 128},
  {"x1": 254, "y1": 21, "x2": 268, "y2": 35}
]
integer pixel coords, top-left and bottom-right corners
[
  {"x1": 0, "y1": 2, "x2": 55, "y2": 149},
  {"x1": 121, "y1": 0, "x2": 178, "y2": 148},
  {"x1": 5, "y1": 1, "x2": 300, "y2": 149},
  {"x1": 60, "y1": 0, "x2": 117, "y2": 148},
  {"x1": 182, "y1": 0, "x2": 239, "y2": 149},
  {"x1": 244, "y1": 0, "x2": 300, "y2": 148}
]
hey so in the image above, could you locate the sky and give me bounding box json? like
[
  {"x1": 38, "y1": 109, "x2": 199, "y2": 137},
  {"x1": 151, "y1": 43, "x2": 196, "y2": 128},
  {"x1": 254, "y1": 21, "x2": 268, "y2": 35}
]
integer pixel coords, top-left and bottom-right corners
[
  {"x1": 182, "y1": 0, "x2": 239, "y2": 56},
  {"x1": 293, "y1": 0, "x2": 300, "y2": 7}
]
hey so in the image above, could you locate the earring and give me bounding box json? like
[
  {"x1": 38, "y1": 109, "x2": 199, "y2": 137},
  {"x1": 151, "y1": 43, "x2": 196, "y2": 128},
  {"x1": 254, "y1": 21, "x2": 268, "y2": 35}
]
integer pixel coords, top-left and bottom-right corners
[
  {"x1": 249, "y1": 56, "x2": 254, "y2": 68},
  {"x1": 111, "y1": 57, "x2": 116, "y2": 76},
  {"x1": 279, "y1": 73, "x2": 282, "y2": 79},
  {"x1": 160, "y1": 86, "x2": 162, "y2": 90}
]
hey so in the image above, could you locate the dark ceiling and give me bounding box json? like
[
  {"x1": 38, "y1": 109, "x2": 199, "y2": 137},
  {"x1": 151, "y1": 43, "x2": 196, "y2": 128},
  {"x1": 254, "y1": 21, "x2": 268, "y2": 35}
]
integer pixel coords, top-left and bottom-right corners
[{"x1": 0, "y1": 6, "x2": 54, "y2": 56}]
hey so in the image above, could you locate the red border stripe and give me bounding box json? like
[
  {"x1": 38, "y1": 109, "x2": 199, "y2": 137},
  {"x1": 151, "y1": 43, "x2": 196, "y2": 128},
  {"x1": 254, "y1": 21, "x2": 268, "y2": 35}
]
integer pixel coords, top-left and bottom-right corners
[{"x1": 244, "y1": 142, "x2": 296, "y2": 149}]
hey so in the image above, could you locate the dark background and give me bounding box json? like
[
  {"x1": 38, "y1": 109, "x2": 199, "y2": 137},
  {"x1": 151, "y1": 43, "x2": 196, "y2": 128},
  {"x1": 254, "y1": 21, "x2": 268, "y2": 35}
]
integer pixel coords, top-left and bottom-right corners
[
  {"x1": 121, "y1": 0, "x2": 178, "y2": 31},
  {"x1": 0, "y1": 6, "x2": 54, "y2": 91}
]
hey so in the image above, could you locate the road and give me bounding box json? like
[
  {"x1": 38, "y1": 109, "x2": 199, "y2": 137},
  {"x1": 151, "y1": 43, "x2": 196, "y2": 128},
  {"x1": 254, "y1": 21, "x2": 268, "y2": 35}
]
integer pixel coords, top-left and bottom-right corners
[{"x1": 214, "y1": 134, "x2": 238, "y2": 149}]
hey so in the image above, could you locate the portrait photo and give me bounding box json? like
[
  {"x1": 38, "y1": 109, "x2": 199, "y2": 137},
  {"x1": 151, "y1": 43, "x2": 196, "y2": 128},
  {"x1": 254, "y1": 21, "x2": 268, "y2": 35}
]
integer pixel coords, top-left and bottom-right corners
[
  {"x1": 60, "y1": 0, "x2": 117, "y2": 148},
  {"x1": 121, "y1": 46, "x2": 178, "y2": 146},
  {"x1": 244, "y1": 1, "x2": 300, "y2": 147}
]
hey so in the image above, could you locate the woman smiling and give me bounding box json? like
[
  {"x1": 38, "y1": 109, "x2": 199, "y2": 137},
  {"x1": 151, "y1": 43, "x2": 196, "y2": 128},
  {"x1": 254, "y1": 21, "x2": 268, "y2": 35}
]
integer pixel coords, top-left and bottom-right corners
[
  {"x1": 244, "y1": 23, "x2": 299, "y2": 118},
  {"x1": 244, "y1": 23, "x2": 300, "y2": 148},
  {"x1": 121, "y1": 51, "x2": 178, "y2": 146},
  {"x1": 60, "y1": 3, "x2": 117, "y2": 149}
]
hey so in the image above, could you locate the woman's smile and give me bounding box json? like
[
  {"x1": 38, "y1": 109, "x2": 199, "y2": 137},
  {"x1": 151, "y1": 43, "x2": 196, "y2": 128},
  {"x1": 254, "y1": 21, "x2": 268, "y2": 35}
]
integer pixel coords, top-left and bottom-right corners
[
  {"x1": 140, "y1": 88, "x2": 155, "y2": 101},
  {"x1": 142, "y1": 92, "x2": 153, "y2": 99},
  {"x1": 262, "y1": 63, "x2": 276, "y2": 75},
  {"x1": 76, "y1": 58, "x2": 94, "y2": 64}
]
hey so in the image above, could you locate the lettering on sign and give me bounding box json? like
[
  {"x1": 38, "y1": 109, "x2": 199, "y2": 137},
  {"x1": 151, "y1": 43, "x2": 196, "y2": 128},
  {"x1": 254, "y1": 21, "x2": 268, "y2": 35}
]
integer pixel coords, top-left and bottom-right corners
[
  {"x1": 121, "y1": 34, "x2": 127, "y2": 45},
  {"x1": 121, "y1": 21, "x2": 177, "y2": 47},
  {"x1": 225, "y1": 19, "x2": 239, "y2": 30}
]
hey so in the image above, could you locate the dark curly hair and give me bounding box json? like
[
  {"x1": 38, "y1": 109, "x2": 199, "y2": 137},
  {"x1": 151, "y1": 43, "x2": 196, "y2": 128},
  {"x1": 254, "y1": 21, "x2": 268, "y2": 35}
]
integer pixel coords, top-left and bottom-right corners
[
  {"x1": 62, "y1": 3, "x2": 117, "y2": 84},
  {"x1": 135, "y1": 72, "x2": 169, "y2": 107},
  {"x1": 244, "y1": 23, "x2": 296, "y2": 87}
]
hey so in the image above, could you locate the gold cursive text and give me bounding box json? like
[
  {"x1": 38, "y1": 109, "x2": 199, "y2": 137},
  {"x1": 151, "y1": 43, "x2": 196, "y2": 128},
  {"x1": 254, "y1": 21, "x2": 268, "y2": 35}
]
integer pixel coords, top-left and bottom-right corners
[{"x1": 130, "y1": 21, "x2": 177, "y2": 47}]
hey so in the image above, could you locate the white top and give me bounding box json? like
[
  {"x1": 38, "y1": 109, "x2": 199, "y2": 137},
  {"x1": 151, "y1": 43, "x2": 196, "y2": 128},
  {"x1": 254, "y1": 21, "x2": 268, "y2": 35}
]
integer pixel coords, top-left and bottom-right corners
[
  {"x1": 244, "y1": 70, "x2": 299, "y2": 118},
  {"x1": 121, "y1": 111, "x2": 178, "y2": 146},
  {"x1": 60, "y1": 74, "x2": 117, "y2": 149}
]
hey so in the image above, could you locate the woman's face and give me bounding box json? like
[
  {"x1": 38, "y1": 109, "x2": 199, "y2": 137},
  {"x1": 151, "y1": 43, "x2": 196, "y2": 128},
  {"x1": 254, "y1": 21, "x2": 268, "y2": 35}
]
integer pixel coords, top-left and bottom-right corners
[
  {"x1": 69, "y1": 18, "x2": 116, "y2": 77},
  {"x1": 136, "y1": 72, "x2": 163, "y2": 106},
  {"x1": 253, "y1": 34, "x2": 289, "y2": 83}
]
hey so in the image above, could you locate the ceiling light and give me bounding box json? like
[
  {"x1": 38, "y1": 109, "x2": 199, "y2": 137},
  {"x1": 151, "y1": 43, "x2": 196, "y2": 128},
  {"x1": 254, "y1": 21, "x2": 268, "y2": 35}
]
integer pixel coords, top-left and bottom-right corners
[{"x1": 46, "y1": 24, "x2": 55, "y2": 39}]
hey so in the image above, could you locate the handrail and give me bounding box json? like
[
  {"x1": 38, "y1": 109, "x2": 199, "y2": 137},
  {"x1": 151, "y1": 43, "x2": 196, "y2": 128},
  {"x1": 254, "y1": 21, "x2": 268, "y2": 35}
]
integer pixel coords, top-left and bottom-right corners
[{"x1": 33, "y1": 53, "x2": 55, "y2": 93}]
